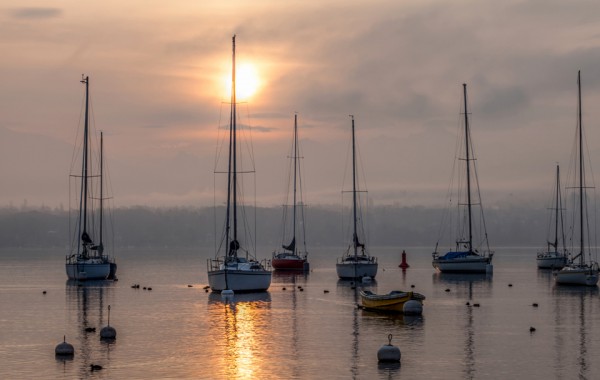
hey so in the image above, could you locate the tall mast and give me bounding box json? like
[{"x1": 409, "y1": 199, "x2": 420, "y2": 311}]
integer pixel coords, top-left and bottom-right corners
[
  {"x1": 463, "y1": 83, "x2": 473, "y2": 253},
  {"x1": 81, "y1": 75, "x2": 90, "y2": 250},
  {"x1": 99, "y1": 131, "x2": 104, "y2": 254},
  {"x1": 578, "y1": 70, "x2": 584, "y2": 264},
  {"x1": 292, "y1": 113, "x2": 298, "y2": 255},
  {"x1": 553, "y1": 164, "x2": 559, "y2": 250},
  {"x1": 224, "y1": 35, "x2": 238, "y2": 259},
  {"x1": 351, "y1": 115, "x2": 358, "y2": 258}
]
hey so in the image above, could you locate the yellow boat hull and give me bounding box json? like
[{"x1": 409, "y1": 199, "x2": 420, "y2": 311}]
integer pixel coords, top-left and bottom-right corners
[{"x1": 359, "y1": 290, "x2": 425, "y2": 312}]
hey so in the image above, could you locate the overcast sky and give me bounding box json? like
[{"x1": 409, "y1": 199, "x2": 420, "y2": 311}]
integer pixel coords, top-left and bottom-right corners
[{"x1": 2, "y1": 0, "x2": 600, "y2": 209}]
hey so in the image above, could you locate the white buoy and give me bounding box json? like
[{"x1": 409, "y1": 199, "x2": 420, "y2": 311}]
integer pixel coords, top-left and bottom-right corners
[
  {"x1": 362, "y1": 276, "x2": 372, "y2": 283},
  {"x1": 378, "y1": 334, "x2": 401, "y2": 363},
  {"x1": 55, "y1": 336, "x2": 74, "y2": 356},
  {"x1": 221, "y1": 289, "x2": 234, "y2": 299},
  {"x1": 403, "y1": 300, "x2": 423, "y2": 315},
  {"x1": 100, "y1": 305, "x2": 117, "y2": 340}
]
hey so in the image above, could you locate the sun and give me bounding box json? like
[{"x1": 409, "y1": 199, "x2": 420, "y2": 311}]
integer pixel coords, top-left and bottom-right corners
[{"x1": 224, "y1": 62, "x2": 261, "y2": 101}]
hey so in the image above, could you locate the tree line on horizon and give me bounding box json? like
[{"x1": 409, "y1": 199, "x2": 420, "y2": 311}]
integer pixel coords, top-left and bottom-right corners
[{"x1": 0, "y1": 204, "x2": 548, "y2": 250}]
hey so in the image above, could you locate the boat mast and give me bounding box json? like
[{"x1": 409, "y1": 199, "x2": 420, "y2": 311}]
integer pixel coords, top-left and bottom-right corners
[
  {"x1": 463, "y1": 84, "x2": 473, "y2": 253},
  {"x1": 351, "y1": 115, "x2": 358, "y2": 258},
  {"x1": 292, "y1": 113, "x2": 298, "y2": 256},
  {"x1": 578, "y1": 70, "x2": 584, "y2": 265},
  {"x1": 225, "y1": 35, "x2": 238, "y2": 259},
  {"x1": 553, "y1": 164, "x2": 559, "y2": 250},
  {"x1": 99, "y1": 131, "x2": 104, "y2": 255},
  {"x1": 80, "y1": 75, "x2": 90, "y2": 256}
]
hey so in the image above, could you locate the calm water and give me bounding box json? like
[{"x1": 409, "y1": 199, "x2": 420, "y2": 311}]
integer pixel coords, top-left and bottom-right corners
[{"x1": 0, "y1": 247, "x2": 598, "y2": 379}]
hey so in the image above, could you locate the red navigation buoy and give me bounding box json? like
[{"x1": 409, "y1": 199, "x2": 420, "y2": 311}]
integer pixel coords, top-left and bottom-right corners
[{"x1": 399, "y1": 250, "x2": 410, "y2": 268}]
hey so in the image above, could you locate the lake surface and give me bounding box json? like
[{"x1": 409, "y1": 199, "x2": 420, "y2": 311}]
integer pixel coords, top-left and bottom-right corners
[{"x1": 0, "y1": 247, "x2": 598, "y2": 379}]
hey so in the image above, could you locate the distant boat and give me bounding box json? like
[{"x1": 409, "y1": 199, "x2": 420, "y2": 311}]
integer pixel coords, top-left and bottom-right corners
[
  {"x1": 555, "y1": 71, "x2": 599, "y2": 286},
  {"x1": 272, "y1": 113, "x2": 310, "y2": 271},
  {"x1": 207, "y1": 35, "x2": 271, "y2": 293},
  {"x1": 432, "y1": 84, "x2": 493, "y2": 274},
  {"x1": 336, "y1": 116, "x2": 378, "y2": 280},
  {"x1": 537, "y1": 165, "x2": 568, "y2": 269},
  {"x1": 66, "y1": 76, "x2": 116, "y2": 281},
  {"x1": 359, "y1": 290, "x2": 425, "y2": 313}
]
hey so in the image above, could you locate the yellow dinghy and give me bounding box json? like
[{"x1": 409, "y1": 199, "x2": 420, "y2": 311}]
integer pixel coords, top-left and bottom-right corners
[{"x1": 359, "y1": 290, "x2": 425, "y2": 313}]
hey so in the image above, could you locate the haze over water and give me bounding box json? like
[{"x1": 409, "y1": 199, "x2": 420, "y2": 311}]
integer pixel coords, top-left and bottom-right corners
[{"x1": 1, "y1": 247, "x2": 598, "y2": 379}]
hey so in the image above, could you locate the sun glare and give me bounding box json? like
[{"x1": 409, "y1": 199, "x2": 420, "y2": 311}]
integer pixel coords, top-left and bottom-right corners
[{"x1": 224, "y1": 62, "x2": 261, "y2": 101}]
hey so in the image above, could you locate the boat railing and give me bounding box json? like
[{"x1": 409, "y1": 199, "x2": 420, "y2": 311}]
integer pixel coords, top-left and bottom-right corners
[{"x1": 336, "y1": 255, "x2": 377, "y2": 264}]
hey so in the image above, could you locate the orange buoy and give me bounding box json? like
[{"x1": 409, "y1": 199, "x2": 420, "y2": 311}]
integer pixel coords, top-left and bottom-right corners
[{"x1": 399, "y1": 250, "x2": 410, "y2": 268}]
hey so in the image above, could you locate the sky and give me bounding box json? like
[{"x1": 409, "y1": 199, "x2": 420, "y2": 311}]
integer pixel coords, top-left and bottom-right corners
[{"x1": 2, "y1": 0, "x2": 600, "y2": 209}]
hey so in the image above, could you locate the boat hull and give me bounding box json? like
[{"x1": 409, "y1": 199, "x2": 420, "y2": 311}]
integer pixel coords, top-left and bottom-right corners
[
  {"x1": 272, "y1": 254, "x2": 309, "y2": 271},
  {"x1": 66, "y1": 262, "x2": 111, "y2": 281},
  {"x1": 360, "y1": 290, "x2": 425, "y2": 313},
  {"x1": 432, "y1": 255, "x2": 492, "y2": 273},
  {"x1": 208, "y1": 269, "x2": 272, "y2": 292},
  {"x1": 555, "y1": 266, "x2": 599, "y2": 286},
  {"x1": 536, "y1": 253, "x2": 567, "y2": 269},
  {"x1": 336, "y1": 262, "x2": 378, "y2": 279}
]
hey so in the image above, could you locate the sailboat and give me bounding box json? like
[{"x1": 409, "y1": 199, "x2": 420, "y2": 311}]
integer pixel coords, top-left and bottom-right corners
[
  {"x1": 207, "y1": 35, "x2": 272, "y2": 293},
  {"x1": 272, "y1": 113, "x2": 310, "y2": 271},
  {"x1": 537, "y1": 165, "x2": 568, "y2": 269},
  {"x1": 555, "y1": 71, "x2": 599, "y2": 286},
  {"x1": 336, "y1": 115, "x2": 378, "y2": 280},
  {"x1": 432, "y1": 83, "x2": 493, "y2": 274},
  {"x1": 66, "y1": 76, "x2": 117, "y2": 281}
]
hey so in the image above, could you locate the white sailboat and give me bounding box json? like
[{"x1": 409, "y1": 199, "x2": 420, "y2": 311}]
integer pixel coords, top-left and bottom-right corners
[
  {"x1": 207, "y1": 35, "x2": 272, "y2": 293},
  {"x1": 537, "y1": 165, "x2": 568, "y2": 269},
  {"x1": 432, "y1": 83, "x2": 493, "y2": 274},
  {"x1": 66, "y1": 76, "x2": 116, "y2": 281},
  {"x1": 336, "y1": 115, "x2": 378, "y2": 280},
  {"x1": 272, "y1": 113, "x2": 310, "y2": 271},
  {"x1": 555, "y1": 71, "x2": 599, "y2": 286}
]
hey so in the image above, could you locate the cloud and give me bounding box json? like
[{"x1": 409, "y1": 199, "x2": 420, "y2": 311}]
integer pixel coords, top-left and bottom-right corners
[{"x1": 11, "y1": 7, "x2": 62, "y2": 19}]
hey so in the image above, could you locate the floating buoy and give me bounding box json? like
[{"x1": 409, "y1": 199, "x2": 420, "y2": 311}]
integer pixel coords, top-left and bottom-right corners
[
  {"x1": 43, "y1": 290, "x2": 47, "y2": 295},
  {"x1": 403, "y1": 300, "x2": 423, "y2": 315},
  {"x1": 508, "y1": 283, "x2": 513, "y2": 287},
  {"x1": 90, "y1": 364, "x2": 103, "y2": 371},
  {"x1": 362, "y1": 276, "x2": 372, "y2": 283},
  {"x1": 445, "y1": 288, "x2": 451, "y2": 292},
  {"x1": 55, "y1": 336, "x2": 74, "y2": 356},
  {"x1": 143, "y1": 287, "x2": 147, "y2": 290},
  {"x1": 532, "y1": 303, "x2": 538, "y2": 307},
  {"x1": 377, "y1": 334, "x2": 401, "y2": 363},
  {"x1": 205, "y1": 289, "x2": 209, "y2": 293},
  {"x1": 203, "y1": 285, "x2": 210, "y2": 290},
  {"x1": 466, "y1": 301, "x2": 470, "y2": 306},
  {"x1": 410, "y1": 284, "x2": 415, "y2": 288},
  {"x1": 187, "y1": 284, "x2": 193, "y2": 288},
  {"x1": 221, "y1": 289, "x2": 234, "y2": 299},
  {"x1": 100, "y1": 305, "x2": 117, "y2": 340},
  {"x1": 399, "y1": 250, "x2": 410, "y2": 269},
  {"x1": 473, "y1": 303, "x2": 480, "y2": 307},
  {"x1": 530, "y1": 326, "x2": 536, "y2": 333},
  {"x1": 282, "y1": 287, "x2": 286, "y2": 291},
  {"x1": 147, "y1": 287, "x2": 152, "y2": 291},
  {"x1": 324, "y1": 290, "x2": 329, "y2": 293},
  {"x1": 84, "y1": 327, "x2": 96, "y2": 333},
  {"x1": 299, "y1": 288, "x2": 304, "y2": 292}
]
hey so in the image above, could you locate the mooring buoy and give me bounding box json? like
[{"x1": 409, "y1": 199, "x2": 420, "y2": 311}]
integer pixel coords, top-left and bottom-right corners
[
  {"x1": 55, "y1": 336, "x2": 74, "y2": 356},
  {"x1": 377, "y1": 334, "x2": 401, "y2": 363},
  {"x1": 100, "y1": 305, "x2": 117, "y2": 340}
]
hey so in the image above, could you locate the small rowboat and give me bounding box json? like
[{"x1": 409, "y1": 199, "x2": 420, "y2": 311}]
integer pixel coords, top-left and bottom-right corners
[{"x1": 359, "y1": 290, "x2": 425, "y2": 313}]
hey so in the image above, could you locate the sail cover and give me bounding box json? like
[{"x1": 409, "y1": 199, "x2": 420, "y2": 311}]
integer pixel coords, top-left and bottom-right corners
[{"x1": 283, "y1": 238, "x2": 296, "y2": 252}]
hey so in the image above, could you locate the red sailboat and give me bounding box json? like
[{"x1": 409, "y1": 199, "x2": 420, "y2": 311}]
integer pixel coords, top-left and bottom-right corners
[{"x1": 272, "y1": 113, "x2": 309, "y2": 271}]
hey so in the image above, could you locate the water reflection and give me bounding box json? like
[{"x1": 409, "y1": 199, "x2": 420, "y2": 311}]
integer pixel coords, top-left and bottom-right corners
[
  {"x1": 64, "y1": 280, "x2": 115, "y2": 376},
  {"x1": 432, "y1": 273, "x2": 491, "y2": 378},
  {"x1": 207, "y1": 292, "x2": 271, "y2": 379},
  {"x1": 552, "y1": 286, "x2": 598, "y2": 378}
]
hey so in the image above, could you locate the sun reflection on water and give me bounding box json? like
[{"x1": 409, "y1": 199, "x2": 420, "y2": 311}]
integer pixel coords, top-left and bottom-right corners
[{"x1": 208, "y1": 293, "x2": 271, "y2": 379}]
